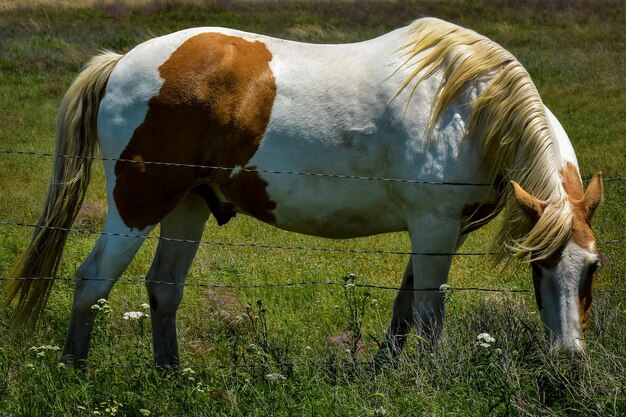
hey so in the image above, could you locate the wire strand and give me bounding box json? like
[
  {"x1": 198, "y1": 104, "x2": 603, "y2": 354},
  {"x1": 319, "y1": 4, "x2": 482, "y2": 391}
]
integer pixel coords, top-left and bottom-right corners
[
  {"x1": 1, "y1": 221, "x2": 623, "y2": 259},
  {"x1": 1, "y1": 275, "x2": 624, "y2": 293},
  {"x1": 0, "y1": 220, "x2": 497, "y2": 257},
  {"x1": 2, "y1": 149, "x2": 625, "y2": 184},
  {"x1": 0, "y1": 149, "x2": 493, "y2": 186}
]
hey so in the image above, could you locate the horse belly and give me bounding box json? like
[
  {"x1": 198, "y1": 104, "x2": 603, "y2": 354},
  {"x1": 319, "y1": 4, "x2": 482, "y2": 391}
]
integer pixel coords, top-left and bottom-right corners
[{"x1": 253, "y1": 173, "x2": 407, "y2": 238}]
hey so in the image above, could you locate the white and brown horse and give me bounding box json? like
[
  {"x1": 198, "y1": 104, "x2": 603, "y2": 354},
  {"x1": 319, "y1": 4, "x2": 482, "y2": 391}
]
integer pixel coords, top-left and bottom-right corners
[{"x1": 5, "y1": 18, "x2": 603, "y2": 366}]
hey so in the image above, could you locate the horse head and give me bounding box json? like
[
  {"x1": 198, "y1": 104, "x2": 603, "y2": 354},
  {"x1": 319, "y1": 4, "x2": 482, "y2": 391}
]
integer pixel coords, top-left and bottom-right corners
[{"x1": 511, "y1": 167, "x2": 603, "y2": 352}]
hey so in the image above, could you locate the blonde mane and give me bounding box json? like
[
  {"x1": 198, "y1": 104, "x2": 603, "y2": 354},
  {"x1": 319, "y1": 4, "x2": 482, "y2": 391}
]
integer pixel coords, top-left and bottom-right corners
[{"x1": 399, "y1": 18, "x2": 572, "y2": 261}]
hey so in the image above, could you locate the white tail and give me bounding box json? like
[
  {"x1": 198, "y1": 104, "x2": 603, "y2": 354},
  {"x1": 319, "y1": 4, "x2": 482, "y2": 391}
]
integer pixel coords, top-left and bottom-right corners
[{"x1": 3, "y1": 51, "x2": 123, "y2": 326}]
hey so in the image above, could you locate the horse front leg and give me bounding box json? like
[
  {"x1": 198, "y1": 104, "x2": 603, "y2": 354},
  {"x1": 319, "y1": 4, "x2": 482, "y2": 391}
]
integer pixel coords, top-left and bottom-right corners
[
  {"x1": 375, "y1": 219, "x2": 461, "y2": 364},
  {"x1": 63, "y1": 215, "x2": 153, "y2": 366},
  {"x1": 410, "y1": 229, "x2": 466, "y2": 346},
  {"x1": 374, "y1": 258, "x2": 414, "y2": 364},
  {"x1": 145, "y1": 193, "x2": 209, "y2": 367}
]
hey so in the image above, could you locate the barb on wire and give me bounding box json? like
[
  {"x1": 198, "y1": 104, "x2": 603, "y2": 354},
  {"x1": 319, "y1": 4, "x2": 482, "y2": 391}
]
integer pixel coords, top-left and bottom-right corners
[
  {"x1": 595, "y1": 176, "x2": 626, "y2": 183},
  {"x1": 597, "y1": 238, "x2": 626, "y2": 245}
]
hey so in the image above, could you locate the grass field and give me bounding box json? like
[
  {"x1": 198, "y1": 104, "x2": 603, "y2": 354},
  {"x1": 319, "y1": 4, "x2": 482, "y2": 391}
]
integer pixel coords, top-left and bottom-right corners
[{"x1": 0, "y1": 1, "x2": 625, "y2": 415}]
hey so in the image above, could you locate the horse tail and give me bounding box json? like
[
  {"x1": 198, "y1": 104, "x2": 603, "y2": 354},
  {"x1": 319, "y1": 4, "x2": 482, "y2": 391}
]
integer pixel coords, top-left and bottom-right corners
[{"x1": 3, "y1": 51, "x2": 123, "y2": 326}]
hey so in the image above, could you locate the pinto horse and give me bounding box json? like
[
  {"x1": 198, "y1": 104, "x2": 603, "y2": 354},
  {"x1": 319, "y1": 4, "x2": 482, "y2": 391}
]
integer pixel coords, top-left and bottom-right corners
[{"x1": 5, "y1": 18, "x2": 603, "y2": 366}]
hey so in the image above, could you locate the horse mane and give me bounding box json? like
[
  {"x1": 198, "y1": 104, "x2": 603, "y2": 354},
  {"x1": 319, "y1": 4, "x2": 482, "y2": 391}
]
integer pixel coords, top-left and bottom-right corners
[{"x1": 398, "y1": 18, "x2": 572, "y2": 261}]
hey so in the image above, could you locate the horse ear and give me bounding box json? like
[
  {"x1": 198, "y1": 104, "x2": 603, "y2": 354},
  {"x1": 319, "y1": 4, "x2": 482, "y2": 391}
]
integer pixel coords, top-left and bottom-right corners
[
  {"x1": 511, "y1": 181, "x2": 544, "y2": 223},
  {"x1": 583, "y1": 172, "x2": 603, "y2": 221}
]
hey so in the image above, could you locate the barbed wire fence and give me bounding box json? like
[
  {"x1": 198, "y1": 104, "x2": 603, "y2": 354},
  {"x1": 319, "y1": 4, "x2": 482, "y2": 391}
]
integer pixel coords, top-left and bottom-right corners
[
  {"x1": 2, "y1": 149, "x2": 626, "y2": 185},
  {"x1": 0, "y1": 148, "x2": 625, "y2": 291},
  {"x1": 0, "y1": 219, "x2": 624, "y2": 293},
  {"x1": 0, "y1": 149, "x2": 624, "y2": 371}
]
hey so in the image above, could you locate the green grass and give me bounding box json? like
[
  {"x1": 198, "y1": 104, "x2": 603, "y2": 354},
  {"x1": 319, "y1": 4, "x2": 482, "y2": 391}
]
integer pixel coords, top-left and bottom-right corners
[{"x1": 0, "y1": 1, "x2": 625, "y2": 415}]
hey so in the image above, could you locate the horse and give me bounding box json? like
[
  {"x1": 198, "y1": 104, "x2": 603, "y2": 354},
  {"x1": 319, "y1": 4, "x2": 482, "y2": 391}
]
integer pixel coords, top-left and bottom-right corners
[{"x1": 4, "y1": 17, "x2": 603, "y2": 366}]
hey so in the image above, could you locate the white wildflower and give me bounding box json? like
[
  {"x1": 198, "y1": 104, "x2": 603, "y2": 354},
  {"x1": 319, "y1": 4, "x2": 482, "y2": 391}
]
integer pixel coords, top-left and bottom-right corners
[
  {"x1": 265, "y1": 372, "x2": 287, "y2": 382},
  {"x1": 181, "y1": 367, "x2": 195, "y2": 382},
  {"x1": 140, "y1": 303, "x2": 150, "y2": 310},
  {"x1": 98, "y1": 298, "x2": 107, "y2": 306},
  {"x1": 477, "y1": 333, "x2": 496, "y2": 344},
  {"x1": 439, "y1": 284, "x2": 451, "y2": 292},
  {"x1": 373, "y1": 407, "x2": 387, "y2": 416},
  {"x1": 139, "y1": 410, "x2": 151, "y2": 416},
  {"x1": 91, "y1": 304, "x2": 102, "y2": 311},
  {"x1": 30, "y1": 345, "x2": 60, "y2": 357},
  {"x1": 476, "y1": 333, "x2": 496, "y2": 348},
  {"x1": 181, "y1": 367, "x2": 195, "y2": 375},
  {"x1": 123, "y1": 311, "x2": 148, "y2": 321}
]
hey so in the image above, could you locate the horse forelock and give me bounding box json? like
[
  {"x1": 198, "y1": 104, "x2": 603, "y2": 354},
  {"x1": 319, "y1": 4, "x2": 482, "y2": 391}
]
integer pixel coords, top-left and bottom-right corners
[{"x1": 399, "y1": 17, "x2": 572, "y2": 262}]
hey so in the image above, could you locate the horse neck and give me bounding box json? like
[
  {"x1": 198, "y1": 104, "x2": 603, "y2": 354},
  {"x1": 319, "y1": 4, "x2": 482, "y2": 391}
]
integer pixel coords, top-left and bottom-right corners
[
  {"x1": 489, "y1": 104, "x2": 576, "y2": 261},
  {"x1": 544, "y1": 106, "x2": 581, "y2": 176}
]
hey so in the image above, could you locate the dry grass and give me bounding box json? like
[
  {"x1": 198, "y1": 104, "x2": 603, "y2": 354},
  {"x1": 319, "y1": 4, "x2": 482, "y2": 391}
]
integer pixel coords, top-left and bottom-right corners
[{"x1": 0, "y1": 0, "x2": 374, "y2": 12}]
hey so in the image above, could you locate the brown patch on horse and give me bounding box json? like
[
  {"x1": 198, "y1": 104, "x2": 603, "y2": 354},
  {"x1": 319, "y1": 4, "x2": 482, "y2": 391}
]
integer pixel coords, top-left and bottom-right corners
[
  {"x1": 113, "y1": 33, "x2": 277, "y2": 229},
  {"x1": 459, "y1": 202, "x2": 499, "y2": 234},
  {"x1": 560, "y1": 162, "x2": 599, "y2": 249},
  {"x1": 560, "y1": 162, "x2": 602, "y2": 331},
  {"x1": 461, "y1": 202, "x2": 498, "y2": 219},
  {"x1": 578, "y1": 272, "x2": 593, "y2": 333},
  {"x1": 511, "y1": 181, "x2": 544, "y2": 224}
]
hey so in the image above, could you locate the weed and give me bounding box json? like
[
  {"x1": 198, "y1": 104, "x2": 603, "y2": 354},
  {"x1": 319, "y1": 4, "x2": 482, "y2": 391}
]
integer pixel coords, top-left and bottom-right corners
[
  {"x1": 340, "y1": 273, "x2": 372, "y2": 365},
  {"x1": 242, "y1": 300, "x2": 293, "y2": 377}
]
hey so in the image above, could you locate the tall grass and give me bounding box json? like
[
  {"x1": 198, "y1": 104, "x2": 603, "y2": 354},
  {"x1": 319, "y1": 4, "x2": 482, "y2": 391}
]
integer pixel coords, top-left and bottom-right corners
[
  {"x1": 0, "y1": 1, "x2": 624, "y2": 415},
  {"x1": 1, "y1": 287, "x2": 624, "y2": 415}
]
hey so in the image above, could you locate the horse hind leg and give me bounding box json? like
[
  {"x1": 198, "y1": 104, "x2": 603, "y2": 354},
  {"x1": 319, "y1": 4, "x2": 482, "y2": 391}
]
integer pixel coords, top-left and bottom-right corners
[
  {"x1": 373, "y1": 258, "x2": 414, "y2": 366},
  {"x1": 62, "y1": 208, "x2": 154, "y2": 366},
  {"x1": 145, "y1": 193, "x2": 210, "y2": 367}
]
